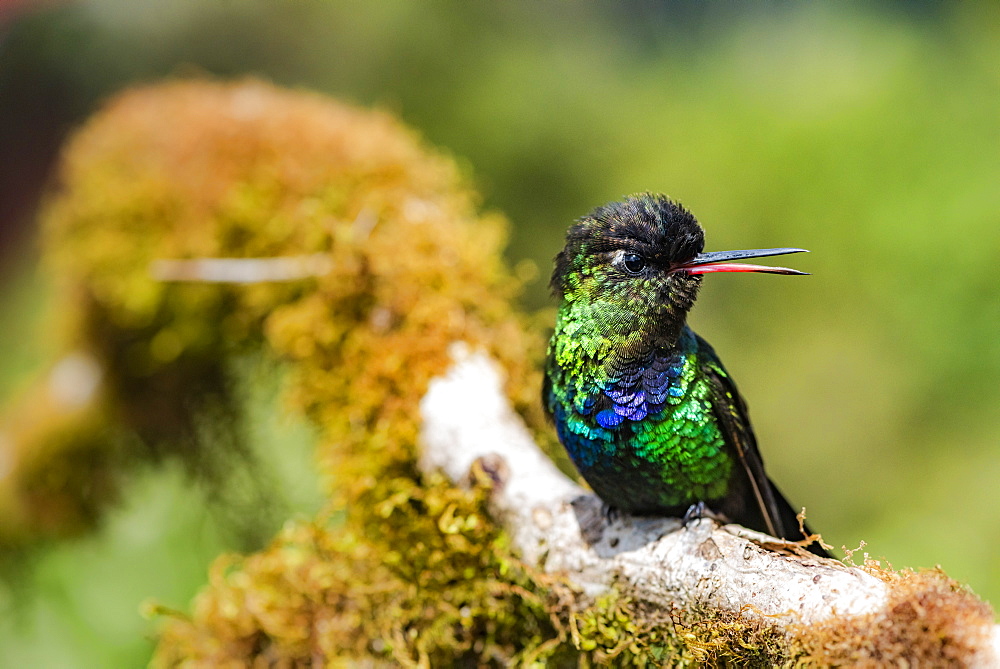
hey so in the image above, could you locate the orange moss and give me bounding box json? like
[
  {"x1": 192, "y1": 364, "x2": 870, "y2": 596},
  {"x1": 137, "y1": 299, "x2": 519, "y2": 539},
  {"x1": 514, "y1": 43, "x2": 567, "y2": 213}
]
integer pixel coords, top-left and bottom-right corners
[
  {"x1": 22, "y1": 77, "x2": 549, "y2": 538},
  {"x1": 41, "y1": 79, "x2": 568, "y2": 664},
  {"x1": 798, "y1": 566, "x2": 995, "y2": 667},
  {"x1": 41, "y1": 78, "x2": 546, "y2": 486}
]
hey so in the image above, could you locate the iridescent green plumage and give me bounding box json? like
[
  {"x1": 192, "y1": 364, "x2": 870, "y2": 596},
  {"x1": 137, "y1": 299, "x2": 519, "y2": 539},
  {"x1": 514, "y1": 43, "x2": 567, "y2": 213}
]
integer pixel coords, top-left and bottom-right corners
[{"x1": 544, "y1": 193, "x2": 824, "y2": 553}]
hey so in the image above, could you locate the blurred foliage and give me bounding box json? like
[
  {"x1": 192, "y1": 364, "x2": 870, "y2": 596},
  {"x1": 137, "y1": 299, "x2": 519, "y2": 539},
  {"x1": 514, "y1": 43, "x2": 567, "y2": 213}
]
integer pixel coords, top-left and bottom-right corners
[
  {"x1": 1, "y1": 0, "x2": 999, "y2": 665},
  {"x1": 0, "y1": 348, "x2": 324, "y2": 666}
]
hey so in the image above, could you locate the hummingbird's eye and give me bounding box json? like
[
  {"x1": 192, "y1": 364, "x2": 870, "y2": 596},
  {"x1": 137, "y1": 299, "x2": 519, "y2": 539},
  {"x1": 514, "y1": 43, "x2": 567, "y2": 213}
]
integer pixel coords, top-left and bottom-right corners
[{"x1": 621, "y1": 253, "x2": 646, "y2": 274}]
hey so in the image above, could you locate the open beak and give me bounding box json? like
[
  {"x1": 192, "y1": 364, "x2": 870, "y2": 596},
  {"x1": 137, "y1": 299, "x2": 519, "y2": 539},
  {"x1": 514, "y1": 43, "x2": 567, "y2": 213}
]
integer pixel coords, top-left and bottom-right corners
[{"x1": 678, "y1": 247, "x2": 808, "y2": 275}]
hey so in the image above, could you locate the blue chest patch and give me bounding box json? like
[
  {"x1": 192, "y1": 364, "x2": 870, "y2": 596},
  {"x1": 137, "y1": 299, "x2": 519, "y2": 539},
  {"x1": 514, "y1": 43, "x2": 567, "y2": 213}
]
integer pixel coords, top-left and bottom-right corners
[
  {"x1": 548, "y1": 341, "x2": 695, "y2": 470},
  {"x1": 593, "y1": 348, "x2": 686, "y2": 428}
]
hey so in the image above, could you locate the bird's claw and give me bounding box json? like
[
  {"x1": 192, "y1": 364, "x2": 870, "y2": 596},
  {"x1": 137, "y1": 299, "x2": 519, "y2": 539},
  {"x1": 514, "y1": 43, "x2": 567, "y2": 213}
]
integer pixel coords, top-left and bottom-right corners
[
  {"x1": 601, "y1": 503, "x2": 622, "y2": 523},
  {"x1": 682, "y1": 501, "x2": 708, "y2": 527}
]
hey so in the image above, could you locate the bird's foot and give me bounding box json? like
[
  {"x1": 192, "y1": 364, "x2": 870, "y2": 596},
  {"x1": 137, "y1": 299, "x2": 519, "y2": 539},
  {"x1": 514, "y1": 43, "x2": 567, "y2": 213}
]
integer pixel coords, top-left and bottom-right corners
[
  {"x1": 682, "y1": 501, "x2": 708, "y2": 527},
  {"x1": 681, "y1": 501, "x2": 725, "y2": 528},
  {"x1": 601, "y1": 502, "x2": 622, "y2": 524}
]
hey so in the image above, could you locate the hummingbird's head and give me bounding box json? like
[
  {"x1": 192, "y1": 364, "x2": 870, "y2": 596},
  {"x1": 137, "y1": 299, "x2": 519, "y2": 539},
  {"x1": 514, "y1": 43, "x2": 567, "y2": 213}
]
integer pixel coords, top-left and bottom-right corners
[
  {"x1": 552, "y1": 193, "x2": 704, "y2": 318},
  {"x1": 551, "y1": 193, "x2": 806, "y2": 341}
]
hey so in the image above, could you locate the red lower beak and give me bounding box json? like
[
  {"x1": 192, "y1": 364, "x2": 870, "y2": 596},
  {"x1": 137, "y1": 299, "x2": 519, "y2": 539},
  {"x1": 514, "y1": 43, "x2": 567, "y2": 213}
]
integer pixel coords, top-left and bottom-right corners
[{"x1": 679, "y1": 248, "x2": 808, "y2": 275}]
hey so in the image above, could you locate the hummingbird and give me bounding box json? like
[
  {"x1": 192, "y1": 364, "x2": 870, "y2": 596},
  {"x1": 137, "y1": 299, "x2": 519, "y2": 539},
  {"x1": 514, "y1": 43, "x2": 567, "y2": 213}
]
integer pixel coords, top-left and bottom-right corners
[{"x1": 543, "y1": 192, "x2": 827, "y2": 556}]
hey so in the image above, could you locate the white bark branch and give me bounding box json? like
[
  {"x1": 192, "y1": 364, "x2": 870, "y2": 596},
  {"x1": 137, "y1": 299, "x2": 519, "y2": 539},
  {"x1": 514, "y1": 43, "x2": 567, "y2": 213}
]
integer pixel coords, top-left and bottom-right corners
[{"x1": 418, "y1": 344, "x2": 1000, "y2": 662}]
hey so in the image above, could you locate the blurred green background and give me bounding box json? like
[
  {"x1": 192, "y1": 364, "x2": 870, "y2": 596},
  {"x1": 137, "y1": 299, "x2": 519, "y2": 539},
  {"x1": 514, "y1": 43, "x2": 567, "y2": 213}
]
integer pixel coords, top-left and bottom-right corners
[{"x1": 1, "y1": 1, "x2": 998, "y2": 665}]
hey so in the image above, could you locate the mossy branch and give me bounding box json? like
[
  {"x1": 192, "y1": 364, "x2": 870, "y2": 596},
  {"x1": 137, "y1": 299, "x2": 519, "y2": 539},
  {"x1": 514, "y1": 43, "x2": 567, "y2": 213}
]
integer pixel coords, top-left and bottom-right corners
[{"x1": 420, "y1": 344, "x2": 1000, "y2": 665}]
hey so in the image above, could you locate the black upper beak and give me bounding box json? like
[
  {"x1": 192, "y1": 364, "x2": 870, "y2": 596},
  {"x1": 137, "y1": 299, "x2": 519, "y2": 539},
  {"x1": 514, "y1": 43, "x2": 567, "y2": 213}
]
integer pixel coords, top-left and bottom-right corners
[{"x1": 680, "y1": 247, "x2": 809, "y2": 275}]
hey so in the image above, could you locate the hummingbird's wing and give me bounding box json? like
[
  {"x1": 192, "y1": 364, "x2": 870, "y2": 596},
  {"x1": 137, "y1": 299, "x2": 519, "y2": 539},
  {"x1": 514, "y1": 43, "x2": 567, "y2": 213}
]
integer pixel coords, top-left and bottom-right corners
[
  {"x1": 691, "y1": 332, "x2": 789, "y2": 539},
  {"x1": 694, "y1": 333, "x2": 829, "y2": 557}
]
